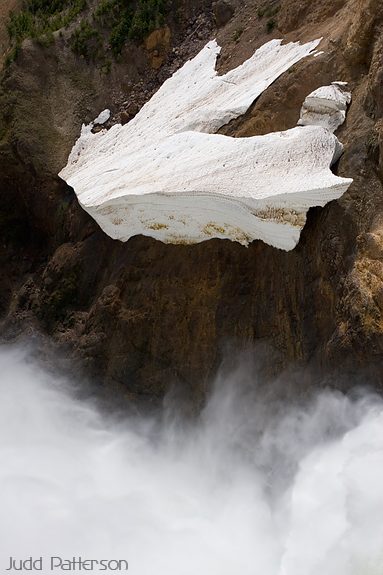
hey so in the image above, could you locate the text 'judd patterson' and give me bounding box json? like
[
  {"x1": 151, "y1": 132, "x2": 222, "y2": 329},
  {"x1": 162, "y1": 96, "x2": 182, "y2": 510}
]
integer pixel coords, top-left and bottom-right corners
[{"x1": 5, "y1": 556, "x2": 129, "y2": 571}]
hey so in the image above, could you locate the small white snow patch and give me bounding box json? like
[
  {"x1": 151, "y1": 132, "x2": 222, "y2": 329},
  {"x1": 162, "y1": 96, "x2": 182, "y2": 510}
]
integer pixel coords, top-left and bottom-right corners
[
  {"x1": 298, "y1": 82, "x2": 351, "y2": 132},
  {"x1": 93, "y1": 109, "x2": 111, "y2": 125}
]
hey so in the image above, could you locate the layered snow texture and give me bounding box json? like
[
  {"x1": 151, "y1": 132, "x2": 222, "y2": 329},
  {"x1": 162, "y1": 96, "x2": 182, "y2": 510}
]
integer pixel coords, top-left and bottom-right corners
[
  {"x1": 298, "y1": 82, "x2": 352, "y2": 132},
  {"x1": 59, "y1": 39, "x2": 353, "y2": 251}
]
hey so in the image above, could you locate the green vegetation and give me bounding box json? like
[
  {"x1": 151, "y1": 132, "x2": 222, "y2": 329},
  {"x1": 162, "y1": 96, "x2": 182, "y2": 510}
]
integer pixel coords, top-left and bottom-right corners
[
  {"x1": 366, "y1": 128, "x2": 379, "y2": 161},
  {"x1": 266, "y1": 18, "x2": 276, "y2": 33},
  {"x1": 256, "y1": 1, "x2": 279, "y2": 33},
  {"x1": 129, "y1": 0, "x2": 165, "y2": 41},
  {"x1": 4, "y1": 44, "x2": 20, "y2": 67},
  {"x1": 108, "y1": 7, "x2": 134, "y2": 56},
  {"x1": 93, "y1": 0, "x2": 166, "y2": 57},
  {"x1": 100, "y1": 58, "x2": 112, "y2": 75},
  {"x1": 232, "y1": 27, "x2": 244, "y2": 43},
  {"x1": 6, "y1": 0, "x2": 167, "y2": 66},
  {"x1": 257, "y1": 1, "x2": 280, "y2": 20},
  {"x1": 70, "y1": 21, "x2": 102, "y2": 60},
  {"x1": 6, "y1": 0, "x2": 86, "y2": 64},
  {"x1": 94, "y1": 0, "x2": 126, "y2": 26},
  {"x1": 7, "y1": 0, "x2": 86, "y2": 43}
]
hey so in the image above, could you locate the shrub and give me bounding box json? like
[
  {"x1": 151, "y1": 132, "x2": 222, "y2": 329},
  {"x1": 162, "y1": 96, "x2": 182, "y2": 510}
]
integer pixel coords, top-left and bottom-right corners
[
  {"x1": 129, "y1": 0, "x2": 165, "y2": 41},
  {"x1": 28, "y1": 0, "x2": 67, "y2": 15},
  {"x1": 106, "y1": 0, "x2": 166, "y2": 56},
  {"x1": 264, "y1": 5, "x2": 279, "y2": 17},
  {"x1": 6, "y1": 0, "x2": 87, "y2": 65},
  {"x1": 70, "y1": 21, "x2": 102, "y2": 60},
  {"x1": 6, "y1": 0, "x2": 167, "y2": 66},
  {"x1": 266, "y1": 18, "x2": 276, "y2": 33},
  {"x1": 232, "y1": 27, "x2": 243, "y2": 42},
  {"x1": 109, "y1": 8, "x2": 134, "y2": 56},
  {"x1": 257, "y1": 2, "x2": 280, "y2": 19},
  {"x1": 7, "y1": 11, "x2": 35, "y2": 42},
  {"x1": 4, "y1": 45, "x2": 20, "y2": 67},
  {"x1": 36, "y1": 28, "x2": 55, "y2": 47},
  {"x1": 100, "y1": 58, "x2": 112, "y2": 74},
  {"x1": 94, "y1": 0, "x2": 119, "y2": 22}
]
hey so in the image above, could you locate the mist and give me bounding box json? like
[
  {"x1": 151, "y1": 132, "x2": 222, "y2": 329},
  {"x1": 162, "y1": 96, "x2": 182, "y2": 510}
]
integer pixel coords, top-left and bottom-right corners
[{"x1": 0, "y1": 345, "x2": 383, "y2": 574}]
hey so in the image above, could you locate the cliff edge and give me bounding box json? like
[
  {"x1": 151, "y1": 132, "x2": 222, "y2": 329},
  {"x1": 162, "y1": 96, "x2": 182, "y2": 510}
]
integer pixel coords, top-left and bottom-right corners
[{"x1": 1, "y1": 0, "x2": 383, "y2": 400}]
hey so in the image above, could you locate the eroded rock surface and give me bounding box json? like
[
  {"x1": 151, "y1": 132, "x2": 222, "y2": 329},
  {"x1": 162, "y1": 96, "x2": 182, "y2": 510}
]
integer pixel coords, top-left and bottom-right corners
[{"x1": 1, "y1": 0, "x2": 383, "y2": 399}]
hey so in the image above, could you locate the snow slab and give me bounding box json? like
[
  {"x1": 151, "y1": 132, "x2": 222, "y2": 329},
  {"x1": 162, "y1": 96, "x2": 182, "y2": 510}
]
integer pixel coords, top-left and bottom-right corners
[
  {"x1": 298, "y1": 82, "x2": 352, "y2": 132},
  {"x1": 59, "y1": 38, "x2": 353, "y2": 251}
]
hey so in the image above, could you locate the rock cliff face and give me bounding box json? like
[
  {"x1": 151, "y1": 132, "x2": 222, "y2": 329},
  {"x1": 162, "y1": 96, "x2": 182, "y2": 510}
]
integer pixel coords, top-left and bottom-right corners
[{"x1": 1, "y1": 0, "x2": 383, "y2": 400}]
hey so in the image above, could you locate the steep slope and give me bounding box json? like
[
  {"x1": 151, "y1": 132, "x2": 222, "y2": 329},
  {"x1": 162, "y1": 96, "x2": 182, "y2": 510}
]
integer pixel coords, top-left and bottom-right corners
[
  {"x1": 0, "y1": 0, "x2": 20, "y2": 67},
  {"x1": 1, "y1": 0, "x2": 383, "y2": 400}
]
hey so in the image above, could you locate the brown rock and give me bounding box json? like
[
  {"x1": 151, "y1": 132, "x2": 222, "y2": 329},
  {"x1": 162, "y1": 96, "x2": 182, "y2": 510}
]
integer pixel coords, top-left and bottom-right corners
[
  {"x1": 145, "y1": 26, "x2": 171, "y2": 52},
  {"x1": 213, "y1": 1, "x2": 234, "y2": 27},
  {"x1": 145, "y1": 26, "x2": 171, "y2": 69},
  {"x1": 2, "y1": 0, "x2": 383, "y2": 401}
]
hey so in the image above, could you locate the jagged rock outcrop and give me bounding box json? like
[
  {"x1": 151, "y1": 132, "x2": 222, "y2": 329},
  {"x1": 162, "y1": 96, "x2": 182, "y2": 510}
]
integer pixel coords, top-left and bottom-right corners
[{"x1": 1, "y1": 0, "x2": 383, "y2": 400}]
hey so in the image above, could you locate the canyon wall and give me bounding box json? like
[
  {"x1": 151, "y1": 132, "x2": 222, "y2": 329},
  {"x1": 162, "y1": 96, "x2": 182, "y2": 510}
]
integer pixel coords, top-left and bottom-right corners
[{"x1": 1, "y1": 0, "x2": 383, "y2": 400}]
